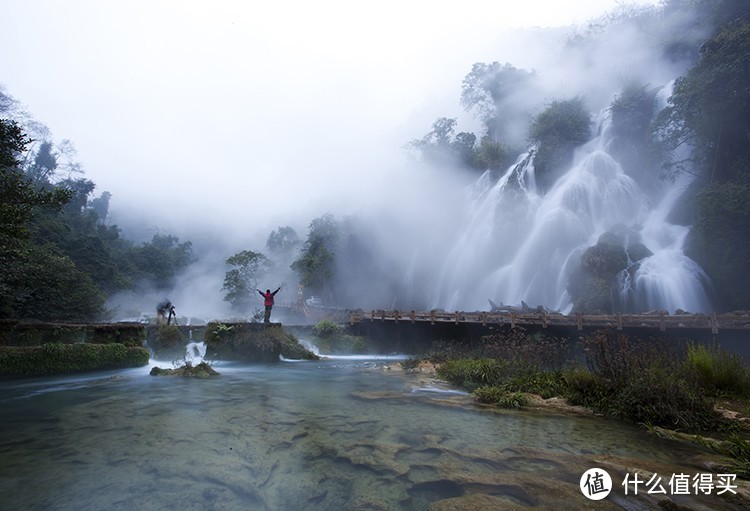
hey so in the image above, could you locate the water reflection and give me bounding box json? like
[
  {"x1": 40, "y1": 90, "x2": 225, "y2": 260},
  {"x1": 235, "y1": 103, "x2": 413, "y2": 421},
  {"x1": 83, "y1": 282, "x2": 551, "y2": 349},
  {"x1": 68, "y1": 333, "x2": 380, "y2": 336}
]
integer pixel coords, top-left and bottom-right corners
[{"x1": 0, "y1": 358, "x2": 743, "y2": 510}]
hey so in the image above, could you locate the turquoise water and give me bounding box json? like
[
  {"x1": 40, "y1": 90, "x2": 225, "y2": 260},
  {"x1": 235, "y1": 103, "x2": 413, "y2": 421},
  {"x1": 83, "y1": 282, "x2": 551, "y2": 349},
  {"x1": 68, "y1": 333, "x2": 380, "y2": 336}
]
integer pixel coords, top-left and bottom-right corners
[{"x1": 0, "y1": 355, "x2": 744, "y2": 510}]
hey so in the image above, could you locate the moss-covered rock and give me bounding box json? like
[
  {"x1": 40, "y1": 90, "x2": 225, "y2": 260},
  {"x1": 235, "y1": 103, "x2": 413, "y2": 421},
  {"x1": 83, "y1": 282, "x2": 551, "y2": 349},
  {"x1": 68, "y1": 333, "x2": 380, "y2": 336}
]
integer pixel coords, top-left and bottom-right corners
[
  {"x1": 87, "y1": 323, "x2": 144, "y2": 346},
  {"x1": 0, "y1": 321, "x2": 145, "y2": 347},
  {"x1": 150, "y1": 361, "x2": 219, "y2": 377},
  {"x1": 568, "y1": 237, "x2": 631, "y2": 313},
  {"x1": 147, "y1": 325, "x2": 189, "y2": 360},
  {"x1": 204, "y1": 322, "x2": 317, "y2": 362},
  {"x1": 0, "y1": 343, "x2": 150, "y2": 377}
]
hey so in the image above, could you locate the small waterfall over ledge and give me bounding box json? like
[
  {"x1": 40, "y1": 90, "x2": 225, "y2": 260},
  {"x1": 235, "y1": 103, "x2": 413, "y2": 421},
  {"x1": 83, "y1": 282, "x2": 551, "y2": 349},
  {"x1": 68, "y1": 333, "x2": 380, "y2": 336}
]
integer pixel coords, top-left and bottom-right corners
[{"x1": 431, "y1": 118, "x2": 713, "y2": 314}]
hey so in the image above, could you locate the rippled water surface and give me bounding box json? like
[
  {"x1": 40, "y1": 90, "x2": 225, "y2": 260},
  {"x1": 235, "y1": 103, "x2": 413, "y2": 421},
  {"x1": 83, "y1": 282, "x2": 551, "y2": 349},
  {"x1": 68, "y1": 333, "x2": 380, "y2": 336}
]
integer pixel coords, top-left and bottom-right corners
[{"x1": 0, "y1": 357, "x2": 744, "y2": 510}]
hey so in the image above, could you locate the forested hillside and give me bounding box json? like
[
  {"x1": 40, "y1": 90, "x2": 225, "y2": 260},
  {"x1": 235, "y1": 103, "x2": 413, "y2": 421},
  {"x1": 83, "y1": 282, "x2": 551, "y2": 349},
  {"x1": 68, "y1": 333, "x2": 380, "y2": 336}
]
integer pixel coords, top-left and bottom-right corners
[{"x1": 0, "y1": 97, "x2": 193, "y2": 321}]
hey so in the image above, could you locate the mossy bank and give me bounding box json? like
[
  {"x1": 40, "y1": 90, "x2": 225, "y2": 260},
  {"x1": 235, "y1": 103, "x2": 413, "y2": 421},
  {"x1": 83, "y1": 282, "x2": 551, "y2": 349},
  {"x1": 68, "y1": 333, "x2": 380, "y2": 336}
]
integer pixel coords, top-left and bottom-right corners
[{"x1": 0, "y1": 320, "x2": 149, "y2": 377}]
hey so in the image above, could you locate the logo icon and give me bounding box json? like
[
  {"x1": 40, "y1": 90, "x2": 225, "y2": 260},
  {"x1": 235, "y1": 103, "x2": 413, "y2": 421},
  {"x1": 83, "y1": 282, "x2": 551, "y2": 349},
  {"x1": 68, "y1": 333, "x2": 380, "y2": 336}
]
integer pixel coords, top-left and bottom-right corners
[{"x1": 580, "y1": 468, "x2": 612, "y2": 500}]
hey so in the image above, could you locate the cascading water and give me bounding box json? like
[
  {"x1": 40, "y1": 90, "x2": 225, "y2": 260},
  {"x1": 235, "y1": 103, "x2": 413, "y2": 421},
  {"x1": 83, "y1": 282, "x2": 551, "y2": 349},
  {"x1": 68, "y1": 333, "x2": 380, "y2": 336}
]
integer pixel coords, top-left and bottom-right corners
[
  {"x1": 185, "y1": 341, "x2": 207, "y2": 364},
  {"x1": 612, "y1": 172, "x2": 714, "y2": 313},
  {"x1": 432, "y1": 114, "x2": 713, "y2": 314}
]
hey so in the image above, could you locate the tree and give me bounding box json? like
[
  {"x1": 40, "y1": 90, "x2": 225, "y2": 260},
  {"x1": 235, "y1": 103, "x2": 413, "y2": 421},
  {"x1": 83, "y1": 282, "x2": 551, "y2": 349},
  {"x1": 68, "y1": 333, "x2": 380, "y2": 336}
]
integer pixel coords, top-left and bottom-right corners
[
  {"x1": 132, "y1": 234, "x2": 193, "y2": 290},
  {"x1": 460, "y1": 62, "x2": 536, "y2": 150},
  {"x1": 409, "y1": 117, "x2": 491, "y2": 171},
  {"x1": 222, "y1": 250, "x2": 272, "y2": 311},
  {"x1": 607, "y1": 84, "x2": 664, "y2": 189},
  {"x1": 529, "y1": 98, "x2": 592, "y2": 192},
  {"x1": 266, "y1": 226, "x2": 300, "y2": 257},
  {"x1": 7, "y1": 244, "x2": 107, "y2": 321},
  {"x1": 291, "y1": 214, "x2": 338, "y2": 301},
  {"x1": 0, "y1": 118, "x2": 107, "y2": 320},
  {"x1": 655, "y1": 17, "x2": 750, "y2": 183},
  {"x1": 473, "y1": 136, "x2": 507, "y2": 174},
  {"x1": 26, "y1": 141, "x2": 57, "y2": 187},
  {"x1": 653, "y1": 12, "x2": 750, "y2": 311},
  {"x1": 89, "y1": 191, "x2": 111, "y2": 221}
]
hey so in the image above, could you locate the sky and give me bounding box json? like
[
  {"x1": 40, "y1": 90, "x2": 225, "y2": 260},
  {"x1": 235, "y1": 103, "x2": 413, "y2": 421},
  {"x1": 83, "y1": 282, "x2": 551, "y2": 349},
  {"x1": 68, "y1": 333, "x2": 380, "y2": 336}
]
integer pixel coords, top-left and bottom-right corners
[{"x1": 0, "y1": 0, "x2": 663, "y2": 245}]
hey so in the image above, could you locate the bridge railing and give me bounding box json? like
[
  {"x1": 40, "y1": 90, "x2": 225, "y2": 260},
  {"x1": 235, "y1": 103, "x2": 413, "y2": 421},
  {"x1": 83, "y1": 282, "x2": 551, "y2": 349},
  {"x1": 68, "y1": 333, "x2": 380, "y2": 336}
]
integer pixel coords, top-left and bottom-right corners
[{"x1": 348, "y1": 309, "x2": 750, "y2": 334}]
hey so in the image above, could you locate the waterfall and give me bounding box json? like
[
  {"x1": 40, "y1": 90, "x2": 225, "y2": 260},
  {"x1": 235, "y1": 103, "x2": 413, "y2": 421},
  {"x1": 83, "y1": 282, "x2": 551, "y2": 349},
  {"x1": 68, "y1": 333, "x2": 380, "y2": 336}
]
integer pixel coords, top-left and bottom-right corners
[
  {"x1": 185, "y1": 342, "x2": 207, "y2": 365},
  {"x1": 431, "y1": 117, "x2": 713, "y2": 314},
  {"x1": 612, "y1": 172, "x2": 713, "y2": 313}
]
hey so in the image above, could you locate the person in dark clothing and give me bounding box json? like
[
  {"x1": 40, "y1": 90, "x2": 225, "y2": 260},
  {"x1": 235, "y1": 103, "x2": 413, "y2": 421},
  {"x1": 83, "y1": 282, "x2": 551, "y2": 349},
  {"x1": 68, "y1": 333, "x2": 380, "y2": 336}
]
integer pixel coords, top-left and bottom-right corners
[
  {"x1": 257, "y1": 287, "x2": 281, "y2": 323},
  {"x1": 156, "y1": 299, "x2": 175, "y2": 325}
]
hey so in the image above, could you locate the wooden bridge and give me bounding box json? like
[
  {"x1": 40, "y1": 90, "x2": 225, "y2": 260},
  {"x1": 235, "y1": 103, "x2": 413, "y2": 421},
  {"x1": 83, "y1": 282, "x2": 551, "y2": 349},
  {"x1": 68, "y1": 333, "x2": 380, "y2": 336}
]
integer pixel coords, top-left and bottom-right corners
[{"x1": 346, "y1": 309, "x2": 750, "y2": 334}]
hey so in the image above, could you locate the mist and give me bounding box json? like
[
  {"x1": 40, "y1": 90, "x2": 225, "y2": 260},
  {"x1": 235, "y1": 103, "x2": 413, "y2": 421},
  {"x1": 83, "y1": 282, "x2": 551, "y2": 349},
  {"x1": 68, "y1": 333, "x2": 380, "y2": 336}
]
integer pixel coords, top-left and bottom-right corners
[
  {"x1": 6, "y1": 0, "x2": 716, "y2": 320},
  {"x1": 110, "y1": 2, "x2": 709, "y2": 320}
]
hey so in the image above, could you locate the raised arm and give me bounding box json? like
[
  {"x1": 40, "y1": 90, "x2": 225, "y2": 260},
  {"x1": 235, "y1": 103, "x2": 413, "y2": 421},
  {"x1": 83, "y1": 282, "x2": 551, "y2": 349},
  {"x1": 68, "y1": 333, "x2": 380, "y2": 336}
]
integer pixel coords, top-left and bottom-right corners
[{"x1": 272, "y1": 287, "x2": 281, "y2": 296}]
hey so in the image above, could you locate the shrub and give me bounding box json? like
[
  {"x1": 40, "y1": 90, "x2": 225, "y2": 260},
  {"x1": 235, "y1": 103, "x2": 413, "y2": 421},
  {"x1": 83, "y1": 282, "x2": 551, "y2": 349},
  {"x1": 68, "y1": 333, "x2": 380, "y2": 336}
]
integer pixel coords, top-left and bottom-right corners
[
  {"x1": 683, "y1": 341, "x2": 750, "y2": 398},
  {"x1": 473, "y1": 386, "x2": 530, "y2": 408},
  {"x1": 436, "y1": 358, "x2": 509, "y2": 391},
  {"x1": 502, "y1": 370, "x2": 568, "y2": 399},
  {"x1": 0, "y1": 343, "x2": 149, "y2": 376},
  {"x1": 476, "y1": 328, "x2": 572, "y2": 371},
  {"x1": 568, "y1": 331, "x2": 724, "y2": 431},
  {"x1": 313, "y1": 319, "x2": 344, "y2": 338},
  {"x1": 401, "y1": 358, "x2": 421, "y2": 370}
]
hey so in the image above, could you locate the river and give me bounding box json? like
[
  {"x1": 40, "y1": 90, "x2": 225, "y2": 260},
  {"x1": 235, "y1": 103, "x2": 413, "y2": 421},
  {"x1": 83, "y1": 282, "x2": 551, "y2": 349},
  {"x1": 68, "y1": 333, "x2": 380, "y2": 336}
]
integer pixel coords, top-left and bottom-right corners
[{"x1": 0, "y1": 350, "x2": 745, "y2": 510}]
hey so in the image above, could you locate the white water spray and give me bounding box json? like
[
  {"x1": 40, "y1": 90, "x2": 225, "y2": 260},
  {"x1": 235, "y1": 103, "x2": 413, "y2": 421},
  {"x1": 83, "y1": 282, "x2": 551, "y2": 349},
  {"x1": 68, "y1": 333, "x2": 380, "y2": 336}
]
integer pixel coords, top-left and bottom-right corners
[
  {"x1": 431, "y1": 114, "x2": 712, "y2": 314},
  {"x1": 185, "y1": 342, "x2": 207, "y2": 365}
]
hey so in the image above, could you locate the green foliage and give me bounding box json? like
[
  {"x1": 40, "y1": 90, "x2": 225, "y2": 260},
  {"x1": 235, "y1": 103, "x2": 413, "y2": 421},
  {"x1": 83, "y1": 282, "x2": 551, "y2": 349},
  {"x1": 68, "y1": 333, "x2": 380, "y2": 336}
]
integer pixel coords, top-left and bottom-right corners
[
  {"x1": 436, "y1": 358, "x2": 509, "y2": 391},
  {"x1": 400, "y1": 358, "x2": 421, "y2": 370},
  {"x1": 205, "y1": 322, "x2": 234, "y2": 342},
  {"x1": 529, "y1": 98, "x2": 591, "y2": 192},
  {"x1": 610, "y1": 84, "x2": 658, "y2": 142},
  {"x1": 567, "y1": 240, "x2": 629, "y2": 313},
  {"x1": 472, "y1": 136, "x2": 507, "y2": 173},
  {"x1": 608, "y1": 84, "x2": 665, "y2": 186},
  {"x1": 475, "y1": 327, "x2": 572, "y2": 372},
  {"x1": 688, "y1": 181, "x2": 750, "y2": 310},
  {"x1": 291, "y1": 214, "x2": 338, "y2": 297},
  {"x1": 132, "y1": 234, "x2": 193, "y2": 290},
  {"x1": 155, "y1": 326, "x2": 185, "y2": 350},
  {"x1": 408, "y1": 117, "x2": 492, "y2": 171},
  {"x1": 203, "y1": 323, "x2": 312, "y2": 362},
  {"x1": 280, "y1": 335, "x2": 319, "y2": 360},
  {"x1": 150, "y1": 361, "x2": 219, "y2": 377},
  {"x1": 432, "y1": 328, "x2": 748, "y2": 433},
  {"x1": 2, "y1": 242, "x2": 108, "y2": 321},
  {"x1": 312, "y1": 319, "x2": 344, "y2": 339},
  {"x1": 472, "y1": 387, "x2": 531, "y2": 408},
  {"x1": 0, "y1": 343, "x2": 149, "y2": 376},
  {"x1": 565, "y1": 331, "x2": 725, "y2": 431},
  {"x1": 311, "y1": 320, "x2": 366, "y2": 354},
  {"x1": 266, "y1": 226, "x2": 300, "y2": 256},
  {"x1": 222, "y1": 250, "x2": 272, "y2": 311},
  {"x1": 501, "y1": 371, "x2": 568, "y2": 399},
  {"x1": 1, "y1": 111, "x2": 196, "y2": 321},
  {"x1": 658, "y1": 16, "x2": 750, "y2": 182},
  {"x1": 684, "y1": 341, "x2": 750, "y2": 398},
  {"x1": 460, "y1": 61, "x2": 536, "y2": 151}
]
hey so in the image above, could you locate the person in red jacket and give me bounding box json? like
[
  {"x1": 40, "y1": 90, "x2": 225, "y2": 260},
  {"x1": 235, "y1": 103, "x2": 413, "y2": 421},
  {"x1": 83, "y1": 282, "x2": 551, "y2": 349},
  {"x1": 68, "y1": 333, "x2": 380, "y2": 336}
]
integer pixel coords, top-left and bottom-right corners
[{"x1": 257, "y1": 286, "x2": 281, "y2": 323}]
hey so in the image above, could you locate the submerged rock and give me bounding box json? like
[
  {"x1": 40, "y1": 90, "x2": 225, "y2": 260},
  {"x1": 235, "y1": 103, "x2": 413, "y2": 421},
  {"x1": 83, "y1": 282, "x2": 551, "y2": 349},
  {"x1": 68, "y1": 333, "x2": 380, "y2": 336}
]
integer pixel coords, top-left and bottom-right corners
[{"x1": 150, "y1": 361, "x2": 219, "y2": 377}]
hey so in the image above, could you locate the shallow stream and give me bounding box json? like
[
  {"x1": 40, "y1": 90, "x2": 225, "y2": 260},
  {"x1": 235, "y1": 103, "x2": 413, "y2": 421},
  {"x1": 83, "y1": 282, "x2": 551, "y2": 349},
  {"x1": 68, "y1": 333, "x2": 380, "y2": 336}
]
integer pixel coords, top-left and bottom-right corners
[{"x1": 0, "y1": 353, "x2": 745, "y2": 510}]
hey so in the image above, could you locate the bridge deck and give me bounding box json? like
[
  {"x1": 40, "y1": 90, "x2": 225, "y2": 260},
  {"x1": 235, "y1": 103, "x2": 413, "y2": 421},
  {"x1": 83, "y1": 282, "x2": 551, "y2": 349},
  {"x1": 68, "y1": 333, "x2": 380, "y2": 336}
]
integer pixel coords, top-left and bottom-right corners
[{"x1": 348, "y1": 309, "x2": 750, "y2": 334}]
